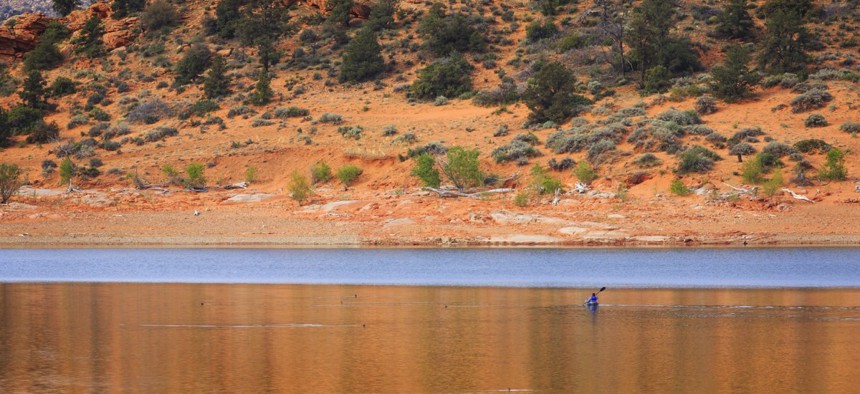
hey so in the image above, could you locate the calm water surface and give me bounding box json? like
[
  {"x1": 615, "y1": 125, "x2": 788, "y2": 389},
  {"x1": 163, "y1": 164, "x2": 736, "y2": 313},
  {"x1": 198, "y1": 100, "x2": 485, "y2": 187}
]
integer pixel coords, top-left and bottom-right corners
[{"x1": 1, "y1": 249, "x2": 859, "y2": 392}]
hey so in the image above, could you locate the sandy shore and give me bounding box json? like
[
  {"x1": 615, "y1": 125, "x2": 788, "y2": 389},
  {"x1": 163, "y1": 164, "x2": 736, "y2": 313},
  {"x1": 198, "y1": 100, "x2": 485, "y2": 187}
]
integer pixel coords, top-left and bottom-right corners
[{"x1": 2, "y1": 185, "x2": 860, "y2": 248}]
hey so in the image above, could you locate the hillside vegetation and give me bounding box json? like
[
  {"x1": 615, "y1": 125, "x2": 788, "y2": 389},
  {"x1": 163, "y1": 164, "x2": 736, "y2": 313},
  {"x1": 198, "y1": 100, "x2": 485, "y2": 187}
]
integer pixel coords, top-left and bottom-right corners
[{"x1": 0, "y1": 0, "x2": 859, "y2": 245}]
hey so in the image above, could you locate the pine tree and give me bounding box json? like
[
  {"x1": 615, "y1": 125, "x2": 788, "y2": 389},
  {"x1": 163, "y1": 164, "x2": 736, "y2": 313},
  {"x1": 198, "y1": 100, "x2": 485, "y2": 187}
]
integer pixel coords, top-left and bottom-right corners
[
  {"x1": 204, "y1": 55, "x2": 231, "y2": 99},
  {"x1": 327, "y1": 0, "x2": 354, "y2": 28},
  {"x1": 340, "y1": 28, "x2": 384, "y2": 82},
  {"x1": 715, "y1": 0, "x2": 755, "y2": 39},
  {"x1": 52, "y1": 0, "x2": 80, "y2": 16},
  {"x1": 72, "y1": 15, "x2": 105, "y2": 58},
  {"x1": 625, "y1": 0, "x2": 700, "y2": 85},
  {"x1": 758, "y1": 7, "x2": 810, "y2": 74},
  {"x1": 522, "y1": 61, "x2": 591, "y2": 124},
  {"x1": 19, "y1": 70, "x2": 52, "y2": 111},
  {"x1": 711, "y1": 45, "x2": 760, "y2": 101},
  {"x1": 249, "y1": 69, "x2": 273, "y2": 106}
]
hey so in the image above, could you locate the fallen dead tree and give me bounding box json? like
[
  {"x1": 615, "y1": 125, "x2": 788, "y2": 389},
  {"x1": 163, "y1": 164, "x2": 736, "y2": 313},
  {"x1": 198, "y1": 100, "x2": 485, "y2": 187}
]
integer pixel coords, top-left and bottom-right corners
[
  {"x1": 782, "y1": 188, "x2": 815, "y2": 203},
  {"x1": 424, "y1": 187, "x2": 514, "y2": 198}
]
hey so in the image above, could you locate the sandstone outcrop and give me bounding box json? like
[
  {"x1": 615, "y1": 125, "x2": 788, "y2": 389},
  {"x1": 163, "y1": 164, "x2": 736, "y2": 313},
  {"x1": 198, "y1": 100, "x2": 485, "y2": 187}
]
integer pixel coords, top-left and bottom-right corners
[{"x1": 0, "y1": 12, "x2": 52, "y2": 63}]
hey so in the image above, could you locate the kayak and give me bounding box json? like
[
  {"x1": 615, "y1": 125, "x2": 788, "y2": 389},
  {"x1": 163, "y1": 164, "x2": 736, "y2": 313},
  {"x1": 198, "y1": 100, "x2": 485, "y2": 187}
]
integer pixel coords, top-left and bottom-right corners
[{"x1": 585, "y1": 301, "x2": 598, "y2": 306}]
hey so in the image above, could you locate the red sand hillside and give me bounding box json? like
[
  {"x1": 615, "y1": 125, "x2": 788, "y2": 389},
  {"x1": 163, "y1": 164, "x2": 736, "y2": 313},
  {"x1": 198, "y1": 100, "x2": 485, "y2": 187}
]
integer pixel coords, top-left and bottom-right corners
[{"x1": 0, "y1": 0, "x2": 859, "y2": 247}]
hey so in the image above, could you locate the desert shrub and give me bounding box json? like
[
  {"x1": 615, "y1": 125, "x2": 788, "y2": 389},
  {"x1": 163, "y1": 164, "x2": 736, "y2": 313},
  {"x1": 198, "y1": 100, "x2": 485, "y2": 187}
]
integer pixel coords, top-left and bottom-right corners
[
  {"x1": 184, "y1": 163, "x2": 206, "y2": 188},
  {"x1": 513, "y1": 133, "x2": 540, "y2": 146},
  {"x1": 336, "y1": 164, "x2": 363, "y2": 188},
  {"x1": 41, "y1": 159, "x2": 58, "y2": 176},
  {"x1": 727, "y1": 127, "x2": 765, "y2": 147},
  {"x1": 55, "y1": 138, "x2": 96, "y2": 159},
  {"x1": 472, "y1": 77, "x2": 521, "y2": 107},
  {"x1": 289, "y1": 171, "x2": 312, "y2": 204},
  {"x1": 72, "y1": 15, "x2": 104, "y2": 58},
  {"x1": 522, "y1": 61, "x2": 591, "y2": 124},
  {"x1": 669, "y1": 179, "x2": 692, "y2": 196},
  {"x1": 104, "y1": 123, "x2": 132, "y2": 139},
  {"x1": 530, "y1": 164, "x2": 562, "y2": 194},
  {"x1": 181, "y1": 99, "x2": 219, "y2": 119},
  {"x1": 338, "y1": 126, "x2": 363, "y2": 139},
  {"x1": 227, "y1": 105, "x2": 256, "y2": 118},
  {"x1": 546, "y1": 129, "x2": 589, "y2": 154},
  {"x1": 633, "y1": 153, "x2": 662, "y2": 168},
  {"x1": 587, "y1": 139, "x2": 616, "y2": 164},
  {"x1": 790, "y1": 89, "x2": 833, "y2": 113},
  {"x1": 677, "y1": 145, "x2": 720, "y2": 174},
  {"x1": 0, "y1": 163, "x2": 24, "y2": 204},
  {"x1": 318, "y1": 113, "x2": 344, "y2": 124},
  {"x1": 627, "y1": 123, "x2": 683, "y2": 154},
  {"x1": 657, "y1": 108, "x2": 701, "y2": 125},
  {"x1": 101, "y1": 140, "x2": 122, "y2": 151},
  {"x1": 174, "y1": 43, "x2": 211, "y2": 86},
  {"x1": 412, "y1": 153, "x2": 441, "y2": 188},
  {"x1": 407, "y1": 142, "x2": 447, "y2": 157},
  {"x1": 705, "y1": 132, "x2": 727, "y2": 147},
  {"x1": 87, "y1": 122, "x2": 110, "y2": 138},
  {"x1": 248, "y1": 69, "x2": 273, "y2": 106},
  {"x1": 140, "y1": 0, "x2": 179, "y2": 34},
  {"x1": 574, "y1": 161, "x2": 597, "y2": 184},
  {"x1": 381, "y1": 125, "x2": 398, "y2": 136},
  {"x1": 274, "y1": 107, "x2": 309, "y2": 118},
  {"x1": 761, "y1": 141, "x2": 796, "y2": 158},
  {"x1": 410, "y1": 53, "x2": 473, "y2": 101},
  {"x1": 127, "y1": 98, "x2": 172, "y2": 124},
  {"x1": 493, "y1": 125, "x2": 509, "y2": 137},
  {"x1": 392, "y1": 133, "x2": 418, "y2": 144},
  {"x1": 66, "y1": 114, "x2": 89, "y2": 129},
  {"x1": 694, "y1": 95, "x2": 718, "y2": 115},
  {"x1": 203, "y1": 55, "x2": 230, "y2": 99},
  {"x1": 144, "y1": 126, "x2": 178, "y2": 142},
  {"x1": 819, "y1": 148, "x2": 847, "y2": 181},
  {"x1": 762, "y1": 167, "x2": 784, "y2": 196},
  {"x1": 729, "y1": 142, "x2": 756, "y2": 161},
  {"x1": 25, "y1": 121, "x2": 60, "y2": 144},
  {"x1": 642, "y1": 66, "x2": 671, "y2": 94},
  {"x1": 547, "y1": 158, "x2": 574, "y2": 171},
  {"x1": 513, "y1": 190, "x2": 529, "y2": 207},
  {"x1": 311, "y1": 161, "x2": 332, "y2": 184},
  {"x1": 840, "y1": 122, "x2": 860, "y2": 134},
  {"x1": 251, "y1": 118, "x2": 273, "y2": 127},
  {"x1": 741, "y1": 154, "x2": 765, "y2": 183},
  {"x1": 89, "y1": 107, "x2": 110, "y2": 122},
  {"x1": 442, "y1": 146, "x2": 483, "y2": 191},
  {"x1": 687, "y1": 125, "x2": 714, "y2": 136},
  {"x1": 492, "y1": 140, "x2": 542, "y2": 163},
  {"x1": 804, "y1": 113, "x2": 827, "y2": 128},
  {"x1": 7, "y1": 105, "x2": 44, "y2": 134},
  {"x1": 791, "y1": 81, "x2": 827, "y2": 94}
]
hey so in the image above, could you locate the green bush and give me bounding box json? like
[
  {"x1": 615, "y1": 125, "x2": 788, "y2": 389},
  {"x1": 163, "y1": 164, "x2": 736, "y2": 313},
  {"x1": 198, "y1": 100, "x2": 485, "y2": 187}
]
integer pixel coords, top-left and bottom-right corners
[
  {"x1": 244, "y1": 166, "x2": 257, "y2": 183},
  {"x1": 181, "y1": 99, "x2": 219, "y2": 119},
  {"x1": 67, "y1": 114, "x2": 89, "y2": 129},
  {"x1": 491, "y1": 140, "x2": 541, "y2": 163},
  {"x1": 410, "y1": 53, "x2": 473, "y2": 101},
  {"x1": 840, "y1": 122, "x2": 860, "y2": 134},
  {"x1": 513, "y1": 190, "x2": 530, "y2": 207},
  {"x1": 790, "y1": 89, "x2": 833, "y2": 113},
  {"x1": 677, "y1": 145, "x2": 720, "y2": 174},
  {"x1": 530, "y1": 164, "x2": 562, "y2": 194},
  {"x1": 289, "y1": 171, "x2": 312, "y2": 204},
  {"x1": 762, "y1": 167, "x2": 784, "y2": 196},
  {"x1": 633, "y1": 153, "x2": 662, "y2": 168},
  {"x1": 275, "y1": 107, "x2": 309, "y2": 118},
  {"x1": 184, "y1": 163, "x2": 206, "y2": 188},
  {"x1": 526, "y1": 19, "x2": 557, "y2": 43},
  {"x1": 311, "y1": 161, "x2": 332, "y2": 184},
  {"x1": 7, "y1": 105, "x2": 45, "y2": 134},
  {"x1": 24, "y1": 22, "x2": 68, "y2": 72},
  {"x1": 669, "y1": 179, "x2": 691, "y2": 196},
  {"x1": 0, "y1": 163, "x2": 24, "y2": 204},
  {"x1": 574, "y1": 161, "x2": 597, "y2": 184},
  {"x1": 336, "y1": 164, "x2": 362, "y2": 188},
  {"x1": 819, "y1": 148, "x2": 847, "y2": 181},
  {"x1": 443, "y1": 146, "x2": 483, "y2": 191},
  {"x1": 642, "y1": 66, "x2": 671, "y2": 94},
  {"x1": 741, "y1": 154, "x2": 765, "y2": 183},
  {"x1": 72, "y1": 15, "x2": 105, "y2": 58},
  {"x1": 419, "y1": 4, "x2": 485, "y2": 56},
  {"x1": 411, "y1": 153, "x2": 441, "y2": 188},
  {"x1": 126, "y1": 99, "x2": 172, "y2": 124},
  {"x1": 694, "y1": 95, "x2": 718, "y2": 115},
  {"x1": 729, "y1": 142, "x2": 756, "y2": 162}
]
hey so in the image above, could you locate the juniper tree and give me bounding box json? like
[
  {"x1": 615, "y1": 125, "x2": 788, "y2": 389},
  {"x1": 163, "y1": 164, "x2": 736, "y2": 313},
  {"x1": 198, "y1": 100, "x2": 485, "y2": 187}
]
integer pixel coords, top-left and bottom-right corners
[
  {"x1": 204, "y1": 55, "x2": 231, "y2": 99},
  {"x1": 52, "y1": 0, "x2": 80, "y2": 16},
  {"x1": 715, "y1": 0, "x2": 755, "y2": 40},
  {"x1": 710, "y1": 44, "x2": 760, "y2": 101},
  {"x1": 522, "y1": 61, "x2": 591, "y2": 124},
  {"x1": 758, "y1": 6, "x2": 810, "y2": 74},
  {"x1": 340, "y1": 28, "x2": 384, "y2": 82}
]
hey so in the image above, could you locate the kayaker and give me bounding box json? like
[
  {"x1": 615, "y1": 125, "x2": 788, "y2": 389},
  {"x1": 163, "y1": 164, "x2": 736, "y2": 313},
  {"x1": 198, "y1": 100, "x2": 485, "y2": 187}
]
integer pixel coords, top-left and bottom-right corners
[{"x1": 588, "y1": 293, "x2": 598, "y2": 304}]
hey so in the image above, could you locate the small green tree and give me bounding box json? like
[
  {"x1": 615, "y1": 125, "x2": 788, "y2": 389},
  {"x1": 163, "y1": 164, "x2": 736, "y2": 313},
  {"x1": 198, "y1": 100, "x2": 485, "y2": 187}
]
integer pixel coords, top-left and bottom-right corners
[
  {"x1": 441, "y1": 146, "x2": 483, "y2": 191},
  {"x1": 715, "y1": 0, "x2": 755, "y2": 40},
  {"x1": 419, "y1": 4, "x2": 485, "y2": 56},
  {"x1": 204, "y1": 55, "x2": 231, "y2": 98},
  {"x1": 244, "y1": 166, "x2": 257, "y2": 183},
  {"x1": 530, "y1": 164, "x2": 562, "y2": 195},
  {"x1": 328, "y1": 0, "x2": 354, "y2": 28},
  {"x1": 184, "y1": 163, "x2": 206, "y2": 188},
  {"x1": 249, "y1": 69, "x2": 273, "y2": 106},
  {"x1": 340, "y1": 28, "x2": 384, "y2": 83},
  {"x1": 0, "y1": 108, "x2": 9, "y2": 146},
  {"x1": 367, "y1": 0, "x2": 396, "y2": 31},
  {"x1": 741, "y1": 154, "x2": 765, "y2": 184},
  {"x1": 72, "y1": 15, "x2": 105, "y2": 58},
  {"x1": 0, "y1": 163, "x2": 24, "y2": 204},
  {"x1": 53, "y1": 0, "x2": 80, "y2": 16},
  {"x1": 215, "y1": 0, "x2": 242, "y2": 38},
  {"x1": 669, "y1": 179, "x2": 691, "y2": 196},
  {"x1": 336, "y1": 164, "x2": 363, "y2": 189},
  {"x1": 289, "y1": 170, "x2": 312, "y2": 204},
  {"x1": 174, "y1": 43, "x2": 211, "y2": 86},
  {"x1": 762, "y1": 167, "x2": 784, "y2": 196},
  {"x1": 710, "y1": 44, "x2": 760, "y2": 102},
  {"x1": 411, "y1": 153, "x2": 441, "y2": 188},
  {"x1": 523, "y1": 61, "x2": 591, "y2": 124},
  {"x1": 311, "y1": 161, "x2": 333, "y2": 184},
  {"x1": 140, "y1": 0, "x2": 180, "y2": 34},
  {"x1": 819, "y1": 148, "x2": 847, "y2": 181},
  {"x1": 574, "y1": 161, "x2": 597, "y2": 184},
  {"x1": 59, "y1": 157, "x2": 74, "y2": 187},
  {"x1": 24, "y1": 22, "x2": 68, "y2": 72}
]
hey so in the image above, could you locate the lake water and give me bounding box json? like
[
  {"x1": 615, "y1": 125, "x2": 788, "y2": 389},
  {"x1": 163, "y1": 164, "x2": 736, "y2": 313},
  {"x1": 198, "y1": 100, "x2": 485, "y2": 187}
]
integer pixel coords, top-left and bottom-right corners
[{"x1": 1, "y1": 249, "x2": 859, "y2": 392}]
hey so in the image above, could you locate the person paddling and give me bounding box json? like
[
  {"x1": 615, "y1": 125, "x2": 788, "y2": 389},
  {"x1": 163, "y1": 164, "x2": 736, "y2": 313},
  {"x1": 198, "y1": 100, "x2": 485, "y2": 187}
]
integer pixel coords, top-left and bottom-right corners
[{"x1": 588, "y1": 293, "x2": 598, "y2": 304}]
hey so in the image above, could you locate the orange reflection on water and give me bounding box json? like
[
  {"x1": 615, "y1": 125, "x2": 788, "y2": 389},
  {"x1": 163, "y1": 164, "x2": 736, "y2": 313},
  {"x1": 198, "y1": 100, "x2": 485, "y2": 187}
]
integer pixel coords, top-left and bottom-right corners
[{"x1": 0, "y1": 284, "x2": 858, "y2": 392}]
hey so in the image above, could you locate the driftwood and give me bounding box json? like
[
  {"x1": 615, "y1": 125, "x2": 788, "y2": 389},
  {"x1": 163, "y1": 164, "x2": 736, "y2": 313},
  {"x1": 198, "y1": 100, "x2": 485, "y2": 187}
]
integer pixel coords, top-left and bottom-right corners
[
  {"x1": 552, "y1": 188, "x2": 561, "y2": 206},
  {"x1": 223, "y1": 181, "x2": 248, "y2": 190},
  {"x1": 724, "y1": 183, "x2": 757, "y2": 195},
  {"x1": 782, "y1": 188, "x2": 815, "y2": 203},
  {"x1": 424, "y1": 187, "x2": 514, "y2": 198},
  {"x1": 573, "y1": 182, "x2": 590, "y2": 194}
]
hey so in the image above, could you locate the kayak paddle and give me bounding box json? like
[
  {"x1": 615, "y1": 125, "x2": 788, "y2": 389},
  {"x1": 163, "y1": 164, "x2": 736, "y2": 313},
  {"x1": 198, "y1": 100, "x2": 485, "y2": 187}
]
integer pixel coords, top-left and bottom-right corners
[{"x1": 584, "y1": 286, "x2": 606, "y2": 304}]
